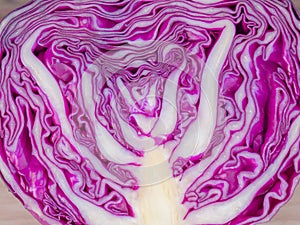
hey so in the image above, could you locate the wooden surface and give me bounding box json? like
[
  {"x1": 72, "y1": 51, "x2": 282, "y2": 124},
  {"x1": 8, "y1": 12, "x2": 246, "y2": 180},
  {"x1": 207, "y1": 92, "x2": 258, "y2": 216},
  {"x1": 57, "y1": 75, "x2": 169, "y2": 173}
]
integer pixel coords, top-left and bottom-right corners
[
  {"x1": 0, "y1": 179, "x2": 300, "y2": 225},
  {"x1": 0, "y1": 0, "x2": 300, "y2": 225}
]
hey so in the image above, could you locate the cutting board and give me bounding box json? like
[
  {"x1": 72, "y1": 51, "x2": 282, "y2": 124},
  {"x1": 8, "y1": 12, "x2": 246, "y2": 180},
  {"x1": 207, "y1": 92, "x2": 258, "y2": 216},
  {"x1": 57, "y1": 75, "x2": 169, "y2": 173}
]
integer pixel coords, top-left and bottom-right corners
[{"x1": 1, "y1": 179, "x2": 300, "y2": 224}]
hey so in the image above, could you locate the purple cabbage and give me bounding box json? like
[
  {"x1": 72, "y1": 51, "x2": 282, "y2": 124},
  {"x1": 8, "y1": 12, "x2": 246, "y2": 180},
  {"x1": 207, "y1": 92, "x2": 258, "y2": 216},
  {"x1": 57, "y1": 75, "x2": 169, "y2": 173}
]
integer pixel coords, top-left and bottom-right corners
[{"x1": 0, "y1": 0, "x2": 300, "y2": 225}]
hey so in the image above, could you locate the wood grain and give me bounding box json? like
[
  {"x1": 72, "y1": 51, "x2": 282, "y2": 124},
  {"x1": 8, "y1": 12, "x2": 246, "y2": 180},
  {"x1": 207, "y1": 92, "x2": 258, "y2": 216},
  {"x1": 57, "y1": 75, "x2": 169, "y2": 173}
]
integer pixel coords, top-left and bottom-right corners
[
  {"x1": 0, "y1": 0, "x2": 30, "y2": 20},
  {"x1": 0, "y1": 180, "x2": 40, "y2": 225},
  {"x1": 0, "y1": 0, "x2": 300, "y2": 225}
]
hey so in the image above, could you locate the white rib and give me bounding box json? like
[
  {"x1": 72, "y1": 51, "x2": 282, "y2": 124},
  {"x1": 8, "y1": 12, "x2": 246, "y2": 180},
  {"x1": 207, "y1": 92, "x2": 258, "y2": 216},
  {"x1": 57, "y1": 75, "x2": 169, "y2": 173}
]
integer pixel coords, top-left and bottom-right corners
[
  {"x1": 186, "y1": 115, "x2": 300, "y2": 224},
  {"x1": 21, "y1": 29, "x2": 136, "y2": 181},
  {"x1": 171, "y1": 19, "x2": 235, "y2": 162}
]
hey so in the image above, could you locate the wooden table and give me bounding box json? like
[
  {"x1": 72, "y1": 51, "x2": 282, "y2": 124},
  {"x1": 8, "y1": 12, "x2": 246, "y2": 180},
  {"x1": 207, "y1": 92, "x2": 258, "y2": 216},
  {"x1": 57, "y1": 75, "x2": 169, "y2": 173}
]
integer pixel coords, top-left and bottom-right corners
[
  {"x1": 1, "y1": 178, "x2": 300, "y2": 224},
  {"x1": 0, "y1": 0, "x2": 300, "y2": 224}
]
